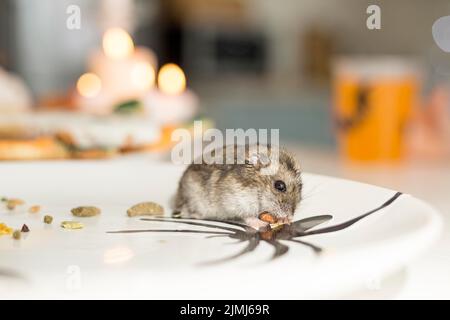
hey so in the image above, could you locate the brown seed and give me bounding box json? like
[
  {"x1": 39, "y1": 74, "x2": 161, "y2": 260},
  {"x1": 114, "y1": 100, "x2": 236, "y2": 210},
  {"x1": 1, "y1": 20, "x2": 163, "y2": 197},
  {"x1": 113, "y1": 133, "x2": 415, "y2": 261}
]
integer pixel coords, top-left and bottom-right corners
[
  {"x1": 71, "y1": 206, "x2": 101, "y2": 217},
  {"x1": 28, "y1": 205, "x2": 41, "y2": 214},
  {"x1": 8, "y1": 199, "x2": 24, "y2": 205},
  {"x1": 43, "y1": 215, "x2": 53, "y2": 224},
  {"x1": 12, "y1": 230, "x2": 21, "y2": 240},
  {"x1": 6, "y1": 202, "x2": 15, "y2": 210},
  {"x1": 21, "y1": 224, "x2": 30, "y2": 232},
  {"x1": 6, "y1": 198, "x2": 25, "y2": 210},
  {"x1": 260, "y1": 230, "x2": 274, "y2": 241},
  {"x1": 259, "y1": 212, "x2": 277, "y2": 224},
  {"x1": 127, "y1": 202, "x2": 164, "y2": 217}
]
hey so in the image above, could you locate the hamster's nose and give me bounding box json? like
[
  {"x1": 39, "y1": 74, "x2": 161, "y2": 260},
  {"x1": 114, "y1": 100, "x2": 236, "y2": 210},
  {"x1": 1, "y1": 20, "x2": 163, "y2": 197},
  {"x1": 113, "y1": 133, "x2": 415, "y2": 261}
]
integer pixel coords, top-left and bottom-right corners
[{"x1": 280, "y1": 203, "x2": 295, "y2": 215}]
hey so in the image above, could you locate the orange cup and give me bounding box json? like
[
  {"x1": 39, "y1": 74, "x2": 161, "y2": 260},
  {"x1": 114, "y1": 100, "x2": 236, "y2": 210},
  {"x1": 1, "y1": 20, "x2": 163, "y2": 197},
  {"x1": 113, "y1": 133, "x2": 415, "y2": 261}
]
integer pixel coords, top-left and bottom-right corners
[{"x1": 332, "y1": 57, "x2": 421, "y2": 161}]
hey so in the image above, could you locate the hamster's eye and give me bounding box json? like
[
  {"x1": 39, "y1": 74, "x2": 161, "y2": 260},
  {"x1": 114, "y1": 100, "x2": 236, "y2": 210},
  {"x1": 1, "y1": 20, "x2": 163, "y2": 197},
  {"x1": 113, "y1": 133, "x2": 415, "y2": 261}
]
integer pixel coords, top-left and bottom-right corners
[{"x1": 274, "y1": 180, "x2": 287, "y2": 192}]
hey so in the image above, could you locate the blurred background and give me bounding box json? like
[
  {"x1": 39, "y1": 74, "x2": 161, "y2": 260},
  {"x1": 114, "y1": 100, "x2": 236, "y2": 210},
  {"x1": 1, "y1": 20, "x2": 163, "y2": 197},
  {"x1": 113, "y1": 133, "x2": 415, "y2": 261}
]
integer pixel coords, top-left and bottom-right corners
[{"x1": 1, "y1": 0, "x2": 450, "y2": 163}]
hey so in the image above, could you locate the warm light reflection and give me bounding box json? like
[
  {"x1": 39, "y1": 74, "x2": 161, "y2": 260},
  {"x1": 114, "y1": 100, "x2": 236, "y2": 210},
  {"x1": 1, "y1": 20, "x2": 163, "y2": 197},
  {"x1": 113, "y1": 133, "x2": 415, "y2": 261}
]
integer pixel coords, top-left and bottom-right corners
[
  {"x1": 76, "y1": 73, "x2": 102, "y2": 98},
  {"x1": 158, "y1": 63, "x2": 186, "y2": 95},
  {"x1": 131, "y1": 61, "x2": 155, "y2": 91},
  {"x1": 103, "y1": 246, "x2": 134, "y2": 264},
  {"x1": 102, "y1": 28, "x2": 134, "y2": 59}
]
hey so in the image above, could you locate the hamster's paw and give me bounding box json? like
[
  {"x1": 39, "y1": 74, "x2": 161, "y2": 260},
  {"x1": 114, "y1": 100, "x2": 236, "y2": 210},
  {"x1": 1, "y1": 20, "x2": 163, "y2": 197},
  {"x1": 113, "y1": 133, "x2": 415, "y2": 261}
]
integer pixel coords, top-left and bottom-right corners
[
  {"x1": 172, "y1": 204, "x2": 202, "y2": 219},
  {"x1": 186, "y1": 213, "x2": 202, "y2": 219},
  {"x1": 245, "y1": 217, "x2": 270, "y2": 231},
  {"x1": 173, "y1": 210, "x2": 202, "y2": 220}
]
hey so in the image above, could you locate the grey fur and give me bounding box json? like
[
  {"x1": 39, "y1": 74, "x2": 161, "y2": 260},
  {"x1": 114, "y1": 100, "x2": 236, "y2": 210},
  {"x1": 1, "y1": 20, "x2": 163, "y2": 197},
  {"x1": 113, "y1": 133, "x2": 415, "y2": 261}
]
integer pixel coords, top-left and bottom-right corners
[{"x1": 173, "y1": 145, "x2": 302, "y2": 225}]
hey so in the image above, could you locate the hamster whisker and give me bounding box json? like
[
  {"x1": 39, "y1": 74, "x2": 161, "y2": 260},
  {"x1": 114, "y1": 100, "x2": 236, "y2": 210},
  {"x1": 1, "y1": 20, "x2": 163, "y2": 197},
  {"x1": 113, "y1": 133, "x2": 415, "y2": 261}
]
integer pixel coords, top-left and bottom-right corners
[
  {"x1": 299, "y1": 183, "x2": 325, "y2": 202},
  {"x1": 204, "y1": 234, "x2": 230, "y2": 239},
  {"x1": 202, "y1": 218, "x2": 253, "y2": 232},
  {"x1": 141, "y1": 217, "x2": 241, "y2": 233},
  {"x1": 107, "y1": 229, "x2": 232, "y2": 235}
]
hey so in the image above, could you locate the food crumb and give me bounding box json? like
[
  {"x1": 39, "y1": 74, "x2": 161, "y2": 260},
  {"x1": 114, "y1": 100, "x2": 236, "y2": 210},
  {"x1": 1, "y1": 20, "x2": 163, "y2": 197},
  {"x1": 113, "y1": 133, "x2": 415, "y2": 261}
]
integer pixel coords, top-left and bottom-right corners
[
  {"x1": 172, "y1": 212, "x2": 182, "y2": 218},
  {"x1": 28, "y1": 205, "x2": 41, "y2": 214},
  {"x1": 43, "y1": 215, "x2": 53, "y2": 224},
  {"x1": 0, "y1": 223, "x2": 13, "y2": 235},
  {"x1": 6, "y1": 198, "x2": 25, "y2": 210},
  {"x1": 61, "y1": 221, "x2": 84, "y2": 230},
  {"x1": 21, "y1": 224, "x2": 30, "y2": 232},
  {"x1": 12, "y1": 230, "x2": 21, "y2": 240},
  {"x1": 269, "y1": 222, "x2": 285, "y2": 231},
  {"x1": 258, "y1": 212, "x2": 277, "y2": 224},
  {"x1": 127, "y1": 201, "x2": 164, "y2": 217},
  {"x1": 71, "y1": 206, "x2": 101, "y2": 217}
]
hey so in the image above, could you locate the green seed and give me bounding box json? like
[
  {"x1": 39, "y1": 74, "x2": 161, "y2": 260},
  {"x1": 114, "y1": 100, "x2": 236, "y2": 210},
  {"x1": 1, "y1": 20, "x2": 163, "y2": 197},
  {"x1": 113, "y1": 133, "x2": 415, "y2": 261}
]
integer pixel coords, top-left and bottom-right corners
[
  {"x1": 12, "y1": 230, "x2": 21, "y2": 240},
  {"x1": 172, "y1": 212, "x2": 182, "y2": 218},
  {"x1": 43, "y1": 215, "x2": 53, "y2": 224}
]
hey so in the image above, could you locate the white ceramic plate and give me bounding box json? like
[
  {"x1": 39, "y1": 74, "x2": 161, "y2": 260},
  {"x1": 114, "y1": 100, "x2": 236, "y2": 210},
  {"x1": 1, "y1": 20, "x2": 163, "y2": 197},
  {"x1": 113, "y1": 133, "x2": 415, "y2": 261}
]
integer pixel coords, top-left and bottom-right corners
[{"x1": 0, "y1": 161, "x2": 442, "y2": 299}]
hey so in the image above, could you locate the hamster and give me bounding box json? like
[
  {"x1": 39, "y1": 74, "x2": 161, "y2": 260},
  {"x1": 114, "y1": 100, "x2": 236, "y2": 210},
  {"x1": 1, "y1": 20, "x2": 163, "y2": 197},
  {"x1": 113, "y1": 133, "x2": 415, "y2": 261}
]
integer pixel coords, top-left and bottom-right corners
[{"x1": 173, "y1": 144, "x2": 302, "y2": 230}]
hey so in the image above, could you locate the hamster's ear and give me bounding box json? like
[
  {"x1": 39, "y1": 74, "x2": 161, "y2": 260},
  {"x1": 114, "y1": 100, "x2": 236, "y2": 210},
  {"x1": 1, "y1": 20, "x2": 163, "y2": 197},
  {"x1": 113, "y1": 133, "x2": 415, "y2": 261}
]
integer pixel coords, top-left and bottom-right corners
[{"x1": 245, "y1": 151, "x2": 271, "y2": 170}]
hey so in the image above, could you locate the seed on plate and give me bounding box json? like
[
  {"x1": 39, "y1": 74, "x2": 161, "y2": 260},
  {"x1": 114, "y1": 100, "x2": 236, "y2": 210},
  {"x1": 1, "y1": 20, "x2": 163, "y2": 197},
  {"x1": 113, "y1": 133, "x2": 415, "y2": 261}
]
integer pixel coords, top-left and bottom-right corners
[
  {"x1": 61, "y1": 221, "x2": 84, "y2": 230},
  {"x1": 269, "y1": 222, "x2": 285, "y2": 231},
  {"x1": 172, "y1": 212, "x2": 182, "y2": 218},
  {"x1": 28, "y1": 205, "x2": 41, "y2": 214},
  {"x1": 71, "y1": 206, "x2": 101, "y2": 217},
  {"x1": 12, "y1": 230, "x2": 21, "y2": 240},
  {"x1": 258, "y1": 212, "x2": 277, "y2": 224},
  {"x1": 43, "y1": 215, "x2": 53, "y2": 224},
  {"x1": 21, "y1": 224, "x2": 30, "y2": 232},
  {"x1": 127, "y1": 201, "x2": 164, "y2": 217},
  {"x1": 6, "y1": 198, "x2": 24, "y2": 210},
  {"x1": 0, "y1": 223, "x2": 13, "y2": 235},
  {"x1": 8, "y1": 198, "x2": 24, "y2": 205}
]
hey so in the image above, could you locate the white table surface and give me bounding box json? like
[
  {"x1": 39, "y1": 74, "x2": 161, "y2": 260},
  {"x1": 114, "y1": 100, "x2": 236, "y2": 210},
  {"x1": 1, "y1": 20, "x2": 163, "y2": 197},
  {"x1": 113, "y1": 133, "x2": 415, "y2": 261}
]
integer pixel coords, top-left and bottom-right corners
[
  {"x1": 288, "y1": 145, "x2": 450, "y2": 299},
  {"x1": 1, "y1": 146, "x2": 447, "y2": 299}
]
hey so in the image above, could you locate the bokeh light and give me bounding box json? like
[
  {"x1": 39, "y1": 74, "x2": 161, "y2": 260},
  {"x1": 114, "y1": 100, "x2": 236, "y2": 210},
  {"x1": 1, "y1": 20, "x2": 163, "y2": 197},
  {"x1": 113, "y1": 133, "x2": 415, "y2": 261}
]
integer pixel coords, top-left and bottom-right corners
[
  {"x1": 131, "y1": 61, "x2": 155, "y2": 91},
  {"x1": 76, "y1": 73, "x2": 102, "y2": 98},
  {"x1": 102, "y1": 28, "x2": 134, "y2": 59},
  {"x1": 158, "y1": 63, "x2": 186, "y2": 95}
]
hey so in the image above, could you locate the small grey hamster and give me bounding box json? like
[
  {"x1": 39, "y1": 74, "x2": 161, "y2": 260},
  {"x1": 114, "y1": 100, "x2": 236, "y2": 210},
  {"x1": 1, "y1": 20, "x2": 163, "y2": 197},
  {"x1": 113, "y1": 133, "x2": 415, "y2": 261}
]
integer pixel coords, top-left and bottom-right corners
[{"x1": 173, "y1": 144, "x2": 302, "y2": 230}]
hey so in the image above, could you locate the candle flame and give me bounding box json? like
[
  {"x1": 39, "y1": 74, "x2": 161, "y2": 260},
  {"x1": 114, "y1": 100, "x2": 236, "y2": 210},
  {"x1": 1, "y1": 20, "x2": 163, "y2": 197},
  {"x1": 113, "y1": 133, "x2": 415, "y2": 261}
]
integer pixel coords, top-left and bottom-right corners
[
  {"x1": 131, "y1": 61, "x2": 155, "y2": 91},
  {"x1": 77, "y1": 73, "x2": 102, "y2": 98},
  {"x1": 103, "y1": 28, "x2": 134, "y2": 59},
  {"x1": 158, "y1": 63, "x2": 186, "y2": 95}
]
